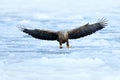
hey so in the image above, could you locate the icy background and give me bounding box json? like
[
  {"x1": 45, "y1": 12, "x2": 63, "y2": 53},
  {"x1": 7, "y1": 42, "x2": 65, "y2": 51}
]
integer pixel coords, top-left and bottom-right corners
[{"x1": 0, "y1": 0, "x2": 120, "y2": 80}]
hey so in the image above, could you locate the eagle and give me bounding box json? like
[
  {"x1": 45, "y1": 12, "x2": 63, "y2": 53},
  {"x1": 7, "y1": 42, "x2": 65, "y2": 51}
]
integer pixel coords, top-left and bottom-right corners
[{"x1": 19, "y1": 18, "x2": 107, "y2": 48}]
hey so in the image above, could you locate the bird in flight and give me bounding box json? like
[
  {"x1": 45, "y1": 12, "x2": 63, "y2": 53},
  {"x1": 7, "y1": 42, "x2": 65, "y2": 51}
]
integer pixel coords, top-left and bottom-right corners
[{"x1": 18, "y1": 18, "x2": 107, "y2": 48}]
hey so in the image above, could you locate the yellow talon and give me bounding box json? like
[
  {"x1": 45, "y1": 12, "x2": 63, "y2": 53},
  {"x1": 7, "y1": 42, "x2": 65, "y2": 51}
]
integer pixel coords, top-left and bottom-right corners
[{"x1": 67, "y1": 46, "x2": 71, "y2": 48}]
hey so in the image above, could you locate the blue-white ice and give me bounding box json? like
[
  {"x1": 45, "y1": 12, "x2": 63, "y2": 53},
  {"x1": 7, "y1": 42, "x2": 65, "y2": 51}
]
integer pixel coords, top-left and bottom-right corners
[{"x1": 0, "y1": 0, "x2": 120, "y2": 80}]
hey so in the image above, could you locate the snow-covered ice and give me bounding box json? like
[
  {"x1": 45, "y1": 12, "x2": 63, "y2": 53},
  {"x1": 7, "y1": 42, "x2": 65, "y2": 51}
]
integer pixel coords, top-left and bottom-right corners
[{"x1": 0, "y1": 0, "x2": 120, "y2": 80}]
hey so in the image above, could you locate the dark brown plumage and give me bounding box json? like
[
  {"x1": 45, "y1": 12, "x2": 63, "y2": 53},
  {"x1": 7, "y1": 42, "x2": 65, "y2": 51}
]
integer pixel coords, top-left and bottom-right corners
[{"x1": 18, "y1": 18, "x2": 107, "y2": 48}]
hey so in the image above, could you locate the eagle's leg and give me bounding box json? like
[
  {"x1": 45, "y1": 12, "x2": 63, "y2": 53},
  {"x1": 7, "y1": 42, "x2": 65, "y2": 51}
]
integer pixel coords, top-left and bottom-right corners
[
  {"x1": 66, "y1": 41, "x2": 71, "y2": 48},
  {"x1": 59, "y1": 42, "x2": 63, "y2": 48}
]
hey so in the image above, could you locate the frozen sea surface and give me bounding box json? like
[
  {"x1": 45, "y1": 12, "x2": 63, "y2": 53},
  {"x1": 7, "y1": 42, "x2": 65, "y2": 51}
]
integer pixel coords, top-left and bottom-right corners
[{"x1": 0, "y1": 0, "x2": 120, "y2": 80}]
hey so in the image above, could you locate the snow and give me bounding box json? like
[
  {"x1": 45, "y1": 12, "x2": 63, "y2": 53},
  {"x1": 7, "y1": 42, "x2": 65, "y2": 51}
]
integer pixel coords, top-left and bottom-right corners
[{"x1": 0, "y1": 0, "x2": 120, "y2": 80}]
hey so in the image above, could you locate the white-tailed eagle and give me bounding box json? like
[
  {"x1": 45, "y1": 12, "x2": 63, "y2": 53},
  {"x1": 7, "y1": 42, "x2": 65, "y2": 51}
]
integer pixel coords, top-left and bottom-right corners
[{"x1": 18, "y1": 18, "x2": 107, "y2": 48}]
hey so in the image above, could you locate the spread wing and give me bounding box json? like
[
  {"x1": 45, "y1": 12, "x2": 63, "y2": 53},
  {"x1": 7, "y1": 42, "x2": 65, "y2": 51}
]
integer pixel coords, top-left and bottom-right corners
[
  {"x1": 68, "y1": 18, "x2": 107, "y2": 39},
  {"x1": 19, "y1": 27, "x2": 58, "y2": 40}
]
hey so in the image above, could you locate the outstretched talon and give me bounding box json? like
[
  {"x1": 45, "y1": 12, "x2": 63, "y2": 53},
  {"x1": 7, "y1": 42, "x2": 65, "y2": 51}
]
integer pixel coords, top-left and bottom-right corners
[{"x1": 59, "y1": 45, "x2": 63, "y2": 49}]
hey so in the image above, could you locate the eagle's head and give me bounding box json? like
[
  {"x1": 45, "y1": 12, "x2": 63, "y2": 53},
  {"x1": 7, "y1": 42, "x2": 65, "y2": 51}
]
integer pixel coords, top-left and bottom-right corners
[{"x1": 57, "y1": 31, "x2": 68, "y2": 43}]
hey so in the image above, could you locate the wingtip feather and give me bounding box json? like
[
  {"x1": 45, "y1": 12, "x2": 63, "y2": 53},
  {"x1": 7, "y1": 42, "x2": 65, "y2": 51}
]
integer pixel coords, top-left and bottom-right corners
[
  {"x1": 17, "y1": 25, "x2": 25, "y2": 31},
  {"x1": 98, "y1": 18, "x2": 108, "y2": 27}
]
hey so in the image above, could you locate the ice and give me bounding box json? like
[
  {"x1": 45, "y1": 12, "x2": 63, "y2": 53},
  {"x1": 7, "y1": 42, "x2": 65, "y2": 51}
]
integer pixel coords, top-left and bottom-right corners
[
  {"x1": 0, "y1": 57, "x2": 120, "y2": 80},
  {"x1": 0, "y1": 0, "x2": 120, "y2": 80}
]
